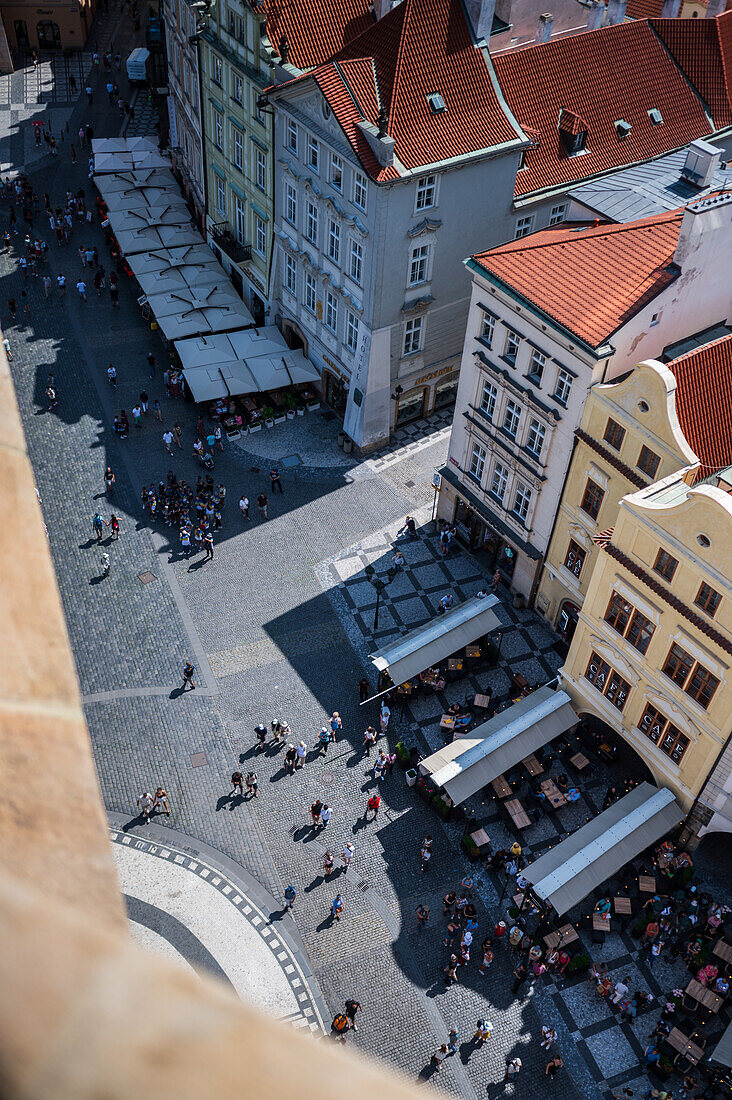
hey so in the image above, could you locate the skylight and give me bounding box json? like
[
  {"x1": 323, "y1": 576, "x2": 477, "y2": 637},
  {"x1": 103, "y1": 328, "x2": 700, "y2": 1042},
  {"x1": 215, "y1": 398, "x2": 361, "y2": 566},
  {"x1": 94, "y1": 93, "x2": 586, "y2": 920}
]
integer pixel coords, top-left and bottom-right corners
[{"x1": 426, "y1": 92, "x2": 446, "y2": 114}]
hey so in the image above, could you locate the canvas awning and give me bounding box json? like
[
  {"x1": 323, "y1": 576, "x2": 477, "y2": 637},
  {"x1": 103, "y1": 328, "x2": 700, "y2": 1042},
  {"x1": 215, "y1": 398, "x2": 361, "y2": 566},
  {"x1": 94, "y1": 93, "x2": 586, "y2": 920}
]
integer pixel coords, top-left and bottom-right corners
[
  {"x1": 419, "y1": 738, "x2": 484, "y2": 778},
  {"x1": 423, "y1": 686, "x2": 577, "y2": 805},
  {"x1": 136, "y1": 264, "x2": 221, "y2": 298},
  {"x1": 369, "y1": 595, "x2": 501, "y2": 687},
  {"x1": 711, "y1": 1022, "x2": 732, "y2": 1069},
  {"x1": 125, "y1": 244, "x2": 220, "y2": 281},
  {"x1": 175, "y1": 328, "x2": 320, "y2": 395},
  {"x1": 101, "y1": 190, "x2": 190, "y2": 217},
  {"x1": 181, "y1": 363, "x2": 259, "y2": 403},
  {"x1": 107, "y1": 205, "x2": 192, "y2": 233},
  {"x1": 114, "y1": 223, "x2": 202, "y2": 254},
  {"x1": 95, "y1": 168, "x2": 176, "y2": 196},
  {"x1": 92, "y1": 137, "x2": 170, "y2": 174},
  {"x1": 523, "y1": 783, "x2": 683, "y2": 916}
]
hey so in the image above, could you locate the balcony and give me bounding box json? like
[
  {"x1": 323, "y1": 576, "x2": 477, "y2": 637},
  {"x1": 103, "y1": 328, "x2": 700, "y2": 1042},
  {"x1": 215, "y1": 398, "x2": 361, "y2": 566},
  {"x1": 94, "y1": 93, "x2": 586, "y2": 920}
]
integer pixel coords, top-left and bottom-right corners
[{"x1": 211, "y1": 222, "x2": 252, "y2": 264}]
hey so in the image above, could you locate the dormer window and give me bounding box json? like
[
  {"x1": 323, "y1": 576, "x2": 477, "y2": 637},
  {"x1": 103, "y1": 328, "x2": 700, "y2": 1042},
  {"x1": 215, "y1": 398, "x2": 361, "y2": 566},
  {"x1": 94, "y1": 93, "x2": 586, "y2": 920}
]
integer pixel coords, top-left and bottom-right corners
[
  {"x1": 427, "y1": 92, "x2": 446, "y2": 114},
  {"x1": 648, "y1": 108, "x2": 663, "y2": 126},
  {"x1": 615, "y1": 119, "x2": 632, "y2": 138},
  {"x1": 558, "y1": 108, "x2": 588, "y2": 156}
]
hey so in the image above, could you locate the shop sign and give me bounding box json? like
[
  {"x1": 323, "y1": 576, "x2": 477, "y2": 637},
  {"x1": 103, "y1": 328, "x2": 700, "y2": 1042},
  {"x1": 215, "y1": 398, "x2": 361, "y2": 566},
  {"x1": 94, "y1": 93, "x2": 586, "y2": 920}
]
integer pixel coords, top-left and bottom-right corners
[{"x1": 415, "y1": 364, "x2": 455, "y2": 386}]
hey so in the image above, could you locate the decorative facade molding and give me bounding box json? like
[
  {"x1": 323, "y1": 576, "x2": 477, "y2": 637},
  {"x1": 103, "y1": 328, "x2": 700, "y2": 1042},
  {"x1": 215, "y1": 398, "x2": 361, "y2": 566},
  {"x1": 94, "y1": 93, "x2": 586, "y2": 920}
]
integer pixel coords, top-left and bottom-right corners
[{"x1": 407, "y1": 217, "x2": 442, "y2": 238}]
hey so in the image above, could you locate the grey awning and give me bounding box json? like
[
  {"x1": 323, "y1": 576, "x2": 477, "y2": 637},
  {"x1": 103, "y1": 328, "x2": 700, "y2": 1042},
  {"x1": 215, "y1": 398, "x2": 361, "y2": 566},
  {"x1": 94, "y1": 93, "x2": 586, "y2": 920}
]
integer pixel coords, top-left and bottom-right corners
[
  {"x1": 368, "y1": 595, "x2": 502, "y2": 686},
  {"x1": 711, "y1": 1022, "x2": 732, "y2": 1069},
  {"x1": 425, "y1": 686, "x2": 577, "y2": 804},
  {"x1": 523, "y1": 783, "x2": 683, "y2": 916}
]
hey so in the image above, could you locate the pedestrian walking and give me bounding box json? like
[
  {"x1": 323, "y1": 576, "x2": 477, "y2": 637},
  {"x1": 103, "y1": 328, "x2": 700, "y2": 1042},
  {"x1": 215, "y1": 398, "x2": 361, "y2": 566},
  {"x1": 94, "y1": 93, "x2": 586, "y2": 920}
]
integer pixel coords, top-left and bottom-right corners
[
  {"x1": 203, "y1": 531, "x2": 214, "y2": 560},
  {"x1": 420, "y1": 835, "x2": 433, "y2": 873},
  {"x1": 316, "y1": 725, "x2": 329, "y2": 754},
  {"x1": 310, "y1": 799, "x2": 323, "y2": 827},
  {"x1": 329, "y1": 711, "x2": 342, "y2": 740},
  {"x1": 505, "y1": 1057, "x2": 522, "y2": 1080},
  {"x1": 103, "y1": 466, "x2": 116, "y2": 496},
  {"x1": 245, "y1": 771, "x2": 258, "y2": 798},
  {"x1": 270, "y1": 466, "x2": 283, "y2": 494},
  {"x1": 512, "y1": 962, "x2": 528, "y2": 995},
  {"x1": 345, "y1": 999, "x2": 362, "y2": 1032},
  {"x1": 42, "y1": 274, "x2": 52, "y2": 298},
  {"x1": 444, "y1": 955, "x2": 459, "y2": 984},
  {"x1": 284, "y1": 885, "x2": 297, "y2": 909},
  {"x1": 154, "y1": 400, "x2": 162, "y2": 422},
  {"x1": 257, "y1": 491, "x2": 268, "y2": 519},
  {"x1": 139, "y1": 389, "x2": 149, "y2": 414},
  {"x1": 295, "y1": 739, "x2": 307, "y2": 768},
  {"x1": 109, "y1": 514, "x2": 120, "y2": 540},
  {"x1": 76, "y1": 279, "x2": 87, "y2": 301},
  {"x1": 380, "y1": 702, "x2": 390, "y2": 733},
  {"x1": 100, "y1": 551, "x2": 110, "y2": 576},
  {"x1": 366, "y1": 792, "x2": 380, "y2": 820},
  {"x1": 479, "y1": 946, "x2": 494, "y2": 974},
  {"x1": 239, "y1": 495, "x2": 249, "y2": 520},
  {"x1": 137, "y1": 792, "x2": 154, "y2": 820},
  {"x1": 545, "y1": 1056, "x2": 564, "y2": 1080},
  {"x1": 230, "y1": 770, "x2": 244, "y2": 796},
  {"x1": 214, "y1": 424, "x2": 223, "y2": 451},
  {"x1": 491, "y1": 568, "x2": 502, "y2": 592},
  {"x1": 92, "y1": 511, "x2": 105, "y2": 543},
  {"x1": 474, "y1": 1019, "x2": 492, "y2": 1044},
  {"x1": 397, "y1": 515, "x2": 417, "y2": 539},
  {"x1": 320, "y1": 803, "x2": 332, "y2": 828},
  {"x1": 152, "y1": 787, "x2": 170, "y2": 815},
  {"x1": 57, "y1": 273, "x2": 66, "y2": 296},
  {"x1": 431, "y1": 1045, "x2": 448, "y2": 1072},
  {"x1": 540, "y1": 1026, "x2": 557, "y2": 1050},
  {"x1": 132, "y1": 405, "x2": 142, "y2": 429},
  {"x1": 7, "y1": 297, "x2": 16, "y2": 320},
  {"x1": 285, "y1": 744, "x2": 297, "y2": 772},
  {"x1": 447, "y1": 1025, "x2": 459, "y2": 1054},
  {"x1": 253, "y1": 724, "x2": 267, "y2": 751},
  {"x1": 86, "y1": 85, "x2": 94, "y2": 104},
  {"x1": 341, "y1": 842, "x2": 354, "y2": 869},
  {"x1": 415, "y1": 904, "x2": 430, "y2": 928},
  {"x1": 323, "y1": 850, "x2": 334, "y2": 876},
  {"x1": 358, "y1": 677, "x2": 370, "y2": 703},
  {"x1": 330, "y1": 1013, "x2": 350, "y2": 1043},
  {"x1": 182, "y1": 661, "x2": 195, "y2": 690},
  {"x1": 147, "y1": 352, "x2": 157, "y2": 377},
  {"x1": 331, "y1": 894, "x2": 344, "y2": 921}
]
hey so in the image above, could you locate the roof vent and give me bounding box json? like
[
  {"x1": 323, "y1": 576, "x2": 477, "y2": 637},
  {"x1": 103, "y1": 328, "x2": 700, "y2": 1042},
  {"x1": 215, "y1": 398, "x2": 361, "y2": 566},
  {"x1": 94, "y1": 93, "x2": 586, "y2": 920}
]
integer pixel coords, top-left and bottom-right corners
[
  {"x1": 614, "y1": 119, "x2": 632, "y2": 138},
  {"x1": 681, "y1": 139, "x2": 722, "y2": 188},
  {"x1": 647, "y1": 108, "x2": 663, "y2": 126},
  {"x1": 427, "y1": 92, "x2": 446, "y2": 114}
]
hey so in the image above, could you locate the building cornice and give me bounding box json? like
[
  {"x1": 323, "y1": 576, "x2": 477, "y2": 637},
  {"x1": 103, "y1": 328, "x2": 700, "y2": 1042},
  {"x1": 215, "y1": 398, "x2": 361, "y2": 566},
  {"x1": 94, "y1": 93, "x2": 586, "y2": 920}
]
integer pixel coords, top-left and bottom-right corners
[{"x1": 574, "y1": 427, "x2": 649, "y2": 490}]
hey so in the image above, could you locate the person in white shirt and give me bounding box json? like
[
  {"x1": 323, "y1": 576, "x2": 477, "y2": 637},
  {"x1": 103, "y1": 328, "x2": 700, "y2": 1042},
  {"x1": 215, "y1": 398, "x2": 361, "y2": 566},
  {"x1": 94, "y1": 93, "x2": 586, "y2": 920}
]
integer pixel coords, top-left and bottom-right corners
[
  {"x1": 137, "y1": 792, "x2": 154, "y2": 820},
  {"x1": 76, "y1": 279, "x2": 87, "y2": 301},
  {"x1": 163, "y1": 430, "x2": 174, "y2": 454},
  {"x1": 239, "y1": 495, "x2": 249, "y2": 520},
  {"x1": 320, "y1": 804, "x2": 332, "y2": 828},
  {"x1": 295, "y1": 740, "x2": 307, "y2": 768},
  {"x1": 380, "y1": 704, "x2": 390, "y2": 733},
  {"x1": 611, "y1": 978, "x2": 630, "y2": 1004},
  {"x1": 341, "y1": 843, "x2": 354, "y2": 868}
]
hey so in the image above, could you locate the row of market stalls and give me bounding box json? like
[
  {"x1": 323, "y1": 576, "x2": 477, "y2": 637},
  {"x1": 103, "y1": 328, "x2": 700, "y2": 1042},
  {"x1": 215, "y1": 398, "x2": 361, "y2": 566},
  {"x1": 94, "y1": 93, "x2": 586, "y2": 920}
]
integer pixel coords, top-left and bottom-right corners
[
  {"x1": 370, "y1": 594, "x2": 685, "y2": 921},
  {"x1": 92, "y1": 138, "x2": 320, "y2": 410}
]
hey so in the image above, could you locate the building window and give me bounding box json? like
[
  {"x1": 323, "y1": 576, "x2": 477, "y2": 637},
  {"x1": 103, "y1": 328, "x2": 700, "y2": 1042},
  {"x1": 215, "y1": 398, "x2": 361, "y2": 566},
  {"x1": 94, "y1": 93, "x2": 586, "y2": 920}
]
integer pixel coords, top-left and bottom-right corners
[
  {"x1": 306, "y1": 135, "x2": 319, "y2": 172},
  {"x1": 604, "y1": 592, "x2": 655, "y2": 655},
  {"x1": 526, "y1": 418, "x2": 545, "y2": 458},
  {"x1": 403, "y1": 316, "x2": 423, "y2": 355},
  {"x1": 234, "y1": 195, "x2": 246, "y2": 244},
  {"x1": 527, "y1": 348, "x2": 545, "y2": 383},
  {"x1": 604, "y1": 592, "x2": 632, "y2": 634},
  {"x1": 469, "y1": 442, "x2": 486, "y2": 482},
  {"x1": 512, "y1": 480, "x2": 532, "y2": 521},
  {"x1": 553, "y1": 368, "x2": 573, "y2": 404},
  {"x1": 233, "y1": 129, "x2": 243, "y2": 170},
  {"x1": 503, "y1": 398, "x2": 521, "y2": 437},
  {"x1": 625, "y1": 609, "x2": 655, "y2": 655},
  {"x1": 285, "y1": 254, "x2": 296, "y2": 295},
  {"x1": 653, "y1": 548, "x2": 678, "y2": 582},
  {"x1": 325, "y1": 290, "x2": 337, "y2": 332},
  {"x1": 233, "y1": 75, "x2": 242, "y2": 104},
  {"x1": 564, "y1": 539, "x2": 585, "y2": 578},
  {"x1": 580, "y1": 478, "x2": 604, "y2": 521},
  {"x1": 329, "y1": 153, "x2": 343, "y2": 190},
  {"x1": 480, "y1": 312, "x2": 495, "y2": 347},
  {"x1": 585, "y1": 652, "x2": 631, "y2": 711},
  {"x1": 490, "y1": 461, "x2": 508, "y2": 502},
  {"x1": 504, "y1": 330, "x2": 520, "y2": 364},
  {"x1": 304, "y1": 271, "x2": 316, "y2": 313},
  {"x1": 637, "y1": 445, "x2": 660, "y2": 479},
  {"x1": 254, "y1": 214, "x2": 266, "y2": 257},
  {"x1": 603, "y1": 418, "x2": 626, "y2": 451},
  {"x1": 349, "y1": 239, "x2": 363, "y2": 284},
  {"x1": 480, "y1": 380, "x2": 496, "y2": 420},
  {"x1": 639, "y1": 705, "x2": 690, "y2": 764},
  {"x1": 549, "y1": 203, "x2": 567, "y2": 226},
  {"x1": 256, "y1": 148, "x2": 267, "y2": 191},
  {"x1": 214, "y1": 109, "x2": 223, "y2": 151},
  {"x1": 285, "y1": 182, "x2": 297, "y2": 226},
  {"x1": 213, "y1": 55, "x2": 222, "y2": 85},
  {"x1": 327, "y1": 219, "x2": 340, "y2": 263},
  {"x1": 353, "y1": 171, "x2": 367, "y2": 210},
  {"x1": 695, "y1": 582, "x2": 721, "y2": 618},
  {"x1": 215, "y1": 176, "x2": 226, "y2": 216},
  {"x1": 305, "y1": 201, "x2": 318, "y2": 244},
  {"x1": 515, "y1": 215, "x2": 534, "y2": 239},
  {"x1": 662, "y1": 644, "x2": 719, "y2": 709},
  {"x1": 409, "y1": 244, "x2": 429, "y2": 286},
  {"x1": 416, "y1": 174, "x2": 436, "y2": 211},
  {"x1": 346, "y1": 310, "x2": 358, "y2": 351},
  {"x1": 286, "y1": 118, "x2": 298, "y2": 154}
]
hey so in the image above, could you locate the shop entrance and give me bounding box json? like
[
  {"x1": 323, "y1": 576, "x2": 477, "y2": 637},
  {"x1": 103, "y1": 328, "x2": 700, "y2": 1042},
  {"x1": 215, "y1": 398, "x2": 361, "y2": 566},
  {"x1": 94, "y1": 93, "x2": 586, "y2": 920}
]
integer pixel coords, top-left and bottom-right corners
[
  {"x1": 36, "y1": 20, "x2": 61, "y2": 48},
  {"x1": 324, "y1": 370, "x2": 348, "y2": 414},
  {"x1": 14, "y1": 20, "x2": 29, "y2": 48},
  {"x1": 453, "y1": 498, "x2": 517, "y2": 581},
  {"x1": 556, "y1": 601, "x2": 579, "y2": 645},
  {"x1": 433, "y1": 374, "x2": 459, "y2": 411},
  {"x1": 249, "y1": 290, "x2": 265, "y2": 326},
  {"x1": 395, "y1": 387, "x2": 426, "y2": 425}
]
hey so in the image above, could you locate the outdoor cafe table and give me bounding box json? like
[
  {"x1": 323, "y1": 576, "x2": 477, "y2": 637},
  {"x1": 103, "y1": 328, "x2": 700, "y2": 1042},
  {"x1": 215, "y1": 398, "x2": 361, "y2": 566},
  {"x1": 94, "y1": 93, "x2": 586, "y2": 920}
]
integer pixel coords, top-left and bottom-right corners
[
  {"x1": 474, "y1": 693, "x2": 492, "y2": 709},
  {"x1": 440, "y1": 714, "x2": 456, "y2": 730},
  {"x1": 685, "y1": 978, "x2": 723, "y2": 1013},
  {"x1": 613, "y1": 897, "x2": 633, "y2": 916},
  {"x1": 544, "y1": 924, "x2": 578, "y2": 951},
  {"x1": 570, "y1": 751, "x2": 590, "y2": 771},
  {"x1": 505, "y1": 798, "x2": 531, "y2": 829},
  {"x1": 465, "y1": 645, "x2": 481, "y2": 658},
  {"x1": 491, "y1": 774, "x2": 512, "y2": 799},
  {"x1": 540, "y1": 778, "x2": 568, "y2": 808},
  {"x1": 714, "y1": 939, "x2": 732, "y2": 965},
  {"x1": 447, "y1": 658, "x2": 464, "y2": 672},
  {"x1": 667, "y1": 1028, "x2": 704, "y2": 1064},
  {"x1": 638, "y1": 874, "x2": 657, "y2": 894},
  {"x1": 592, "y1": 913, "x2": 612, "y2": 933},
  {"x1": 523, "y1": 754, "x2": 544, "y2": 777}
]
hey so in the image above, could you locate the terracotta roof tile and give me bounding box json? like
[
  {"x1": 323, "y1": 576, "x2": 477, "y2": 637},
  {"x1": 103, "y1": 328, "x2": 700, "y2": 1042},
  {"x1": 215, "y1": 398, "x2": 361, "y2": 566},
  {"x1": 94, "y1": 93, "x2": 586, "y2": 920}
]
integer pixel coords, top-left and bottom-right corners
[
  {"x1": 269, "y1": 0, "x2": 522, "y2": 181},
  {"x1": 559, "y1": 109, "x2": 589, "y2": 136},
  {"x1": 626, "y1": 0, "x2": 665, "y2": 19},
  {"x1": 259, "y1": 0, "x2": 374, "y2": 71},
  {"x1": 493, "y1": 20, "x2": 715, "y2": 197},
  {"x1": 651, "y1": 11, "x2": 732, "y2": 129},
  {"x1": 668, "y1": 333, "x2": 732, "y2": 473},
  {"x1": 471, "y1": 210, "x2": 683, "y2": 347}
]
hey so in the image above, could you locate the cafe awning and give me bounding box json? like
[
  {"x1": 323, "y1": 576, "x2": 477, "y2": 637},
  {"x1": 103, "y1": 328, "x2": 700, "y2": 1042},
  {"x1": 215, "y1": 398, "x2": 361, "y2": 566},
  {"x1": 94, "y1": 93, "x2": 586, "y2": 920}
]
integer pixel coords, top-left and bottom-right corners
[
  {"x1": 368, "y1": 595, "x2": 501, "y2": 688},
  {"x1": 92, "y1": 137, "x2": 170, "y2": 174},
  {"x1": 424, "y1": 686, "x2": 577, "y2": 805},
  {"x1": 135, "y1": 263, "x2": 221, "y2": 298},
  {"x1": 107, "y1": 205, "x2": 192, "y2": 233},
  {"x1": 711, "y1": 1022, "x2": 732, "y2": 1069},
  {"x1": 181, "y1": 363, "x2": 259, "y2": 403},
  {"x1": 95, "y1": 168, "x2": 176, "y2": 196},
  {"x1": 523, "y1": 783, "x2": 683, "y2": 916},
  {"x1": 175, "y1": 328, "x2": 320, "y2": 395},
  {"x1": 101, "y1": 190, "x2": 191, "y2": 217},
  {"x1": 114, "y1": 223, "x2": 202, "y2": 254},
  {"x1": 419, "y1": 737, "x2": 485, "y2": 778},
  {"x1": 125, "y1": 244, "x2": 220, "y2": 281}
]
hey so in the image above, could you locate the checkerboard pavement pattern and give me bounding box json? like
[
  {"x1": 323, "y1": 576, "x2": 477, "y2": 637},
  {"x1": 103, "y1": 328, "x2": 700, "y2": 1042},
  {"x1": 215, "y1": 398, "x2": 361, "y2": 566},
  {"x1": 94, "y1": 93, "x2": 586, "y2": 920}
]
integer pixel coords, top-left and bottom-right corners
[{"x1": 366, "y1": 407, "x2": 454, "y2": 472}]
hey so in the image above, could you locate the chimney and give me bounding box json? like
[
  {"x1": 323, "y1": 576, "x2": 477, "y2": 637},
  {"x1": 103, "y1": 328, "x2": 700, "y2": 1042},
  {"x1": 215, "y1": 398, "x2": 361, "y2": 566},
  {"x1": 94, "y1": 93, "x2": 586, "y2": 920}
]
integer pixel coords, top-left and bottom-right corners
[
  {"x1": 680, "y1": 139, "x2": 722, "y2": 188},
  {"x1": 605, "y1": 0, "x2": 627, "y2": 23},
  {"x1": 674, "y1": 192, "x2": 732, "y2": 268},
  {"x1": 660, "y1": 0, "x2": 680, "y2": 15},
  {"x1": 465, "y1": 0, "x2": 497, "y2": 40},
  {"x1": 373, "y1": 0, "x2": 393, "y2": 18},
  {"x1": 357, "y1": 118, "x2": 395, "y2": 167},
  {"x1": 536, "y1": 12, "x2": 553, "y2": 40},
  {"x1": 586, "y1": 0, "x2": 605, "y2": 27},
  {"x1": 705, "y1": 0, "x2": 725, "y2": 16}
]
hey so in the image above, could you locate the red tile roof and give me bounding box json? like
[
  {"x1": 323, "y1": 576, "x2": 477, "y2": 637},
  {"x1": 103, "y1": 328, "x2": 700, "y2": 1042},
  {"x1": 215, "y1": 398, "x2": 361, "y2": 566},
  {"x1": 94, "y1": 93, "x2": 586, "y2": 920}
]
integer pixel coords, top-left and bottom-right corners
[
  {"x1": 626, "y1": 0, "x2": 665, "y2": 19},
  {"x1": 559, "y1": 109, "x2": 589, "y2": 137},
  {"x1": 269, "y1": 0, "x2": 522, "y2": 181},
  {"x1": 493, "y1": 20, "x2": 715, "y2": 197},
  {"x1": 668, "y1": 333, "x2": 732, "y2": 473},
  {"x1": 471, "y1": 210, "x2": 683, "y2": 347},
  {"x1": 258, "y1": 0, "x2": 374, "y2": 71},
  {"x1": 651, "y1": 11, "x2": 732, "y2": 130}
]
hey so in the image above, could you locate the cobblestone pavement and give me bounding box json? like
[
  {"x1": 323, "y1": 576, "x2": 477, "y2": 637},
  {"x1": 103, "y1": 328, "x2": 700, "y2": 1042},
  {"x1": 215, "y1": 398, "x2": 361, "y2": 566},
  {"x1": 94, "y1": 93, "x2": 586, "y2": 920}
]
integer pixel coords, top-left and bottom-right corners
[{"x1": 5, "y1": 17, "x2": 720, "y2": 1095}]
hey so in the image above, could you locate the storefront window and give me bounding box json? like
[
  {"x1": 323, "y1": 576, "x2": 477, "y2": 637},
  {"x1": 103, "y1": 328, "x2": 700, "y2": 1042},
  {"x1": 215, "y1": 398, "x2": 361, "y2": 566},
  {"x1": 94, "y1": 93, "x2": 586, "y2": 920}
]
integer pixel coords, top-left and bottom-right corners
[
  {"x1": 324, "y1": 371, "x2": 349, "y2": 414},
  {"x1": 395, "y1": 388, "x2": 426, "y2": 425},
  {"x1": 434, "y1": 375, "x2": 459, "y2": 410},
  {"x1": 452, "y1": 498, "x2": 517, "y2": 579}
]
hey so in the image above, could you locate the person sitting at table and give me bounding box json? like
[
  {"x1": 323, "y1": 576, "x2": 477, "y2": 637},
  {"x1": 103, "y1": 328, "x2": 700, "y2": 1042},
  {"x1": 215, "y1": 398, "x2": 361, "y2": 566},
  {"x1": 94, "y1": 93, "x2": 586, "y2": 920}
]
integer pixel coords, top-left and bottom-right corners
[
  {"x1": 715, "y1": 974, "x2": 730, "y2": 996},
  {"x1": 476, "y1": 587, "x2": 488, "y2": 599},
  {"x1": 556, "y1": 773, "x2": 569, "y2": 793},
  {"x1": 602, "y1": 786, "x2": 619, "y2": 810},
  {"x1": 696, "y1": 963, "x2": 719, "y2": 987},
  {"x1": 685, "y1": 938, "x2": 704, "y2": 967},
  {"x1": 447, "y1": 702, "x2": 464, "y2": 715},
  {"x1": 527, "y1": 783, "x2": 547, "y2": 808},
  {"x1": 566, "y1": 787, "x2": 581, "y2": 802},
  {"x1": 596, "y1": 975, "x2": 613, "y2": 998},
  {"x1": 554, "y1": 950, "x2": 571, "y2": 976},
  {"x1": 595, "y1": 897, "x2": 611, "y2": 916}
]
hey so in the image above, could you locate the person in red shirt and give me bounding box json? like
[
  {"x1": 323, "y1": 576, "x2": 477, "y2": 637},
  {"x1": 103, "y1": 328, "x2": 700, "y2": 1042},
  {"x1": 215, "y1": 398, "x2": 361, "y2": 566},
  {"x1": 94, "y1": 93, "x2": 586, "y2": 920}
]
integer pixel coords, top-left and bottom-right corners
[{"x1": 366, "y1": 793, "x2": 381, "y2": 820}]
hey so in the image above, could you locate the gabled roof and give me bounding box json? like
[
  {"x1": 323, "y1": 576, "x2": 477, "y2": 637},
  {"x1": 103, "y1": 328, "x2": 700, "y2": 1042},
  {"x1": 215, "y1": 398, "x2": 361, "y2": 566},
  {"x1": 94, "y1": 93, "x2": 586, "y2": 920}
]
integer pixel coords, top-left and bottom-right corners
[
  {"x1": 256, "y1": 0, "x2": 374, "y2": 72},
  {"x1": 470, "y1": 210, "x2": 683, "y2": 347},
  {"x1": 668, "y1": 333, "x2": 732, "y2": 473},
  {"x1": 268, "y1": 0, "x2": 523, "y2": 181},
  {"x1": 626, "y1": 0, "x2": 665, "y2": 19},
  {"x1": 492, "y1": 20, "x2": 715, "y2": 198},
  {"x1": 651, "y1": 10, "x2": 732, "y2": 130}
]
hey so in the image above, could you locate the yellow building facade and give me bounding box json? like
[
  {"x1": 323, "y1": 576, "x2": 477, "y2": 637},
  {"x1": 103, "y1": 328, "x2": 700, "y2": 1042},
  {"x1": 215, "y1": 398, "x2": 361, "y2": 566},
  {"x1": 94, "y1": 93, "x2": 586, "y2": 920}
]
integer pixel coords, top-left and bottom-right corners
[
  {"x1": 560, "y1": 467, "x2": 732, "y2": 822},
  {"x1": 536, "y1": 360, "x2": 696, "y2": 644}
]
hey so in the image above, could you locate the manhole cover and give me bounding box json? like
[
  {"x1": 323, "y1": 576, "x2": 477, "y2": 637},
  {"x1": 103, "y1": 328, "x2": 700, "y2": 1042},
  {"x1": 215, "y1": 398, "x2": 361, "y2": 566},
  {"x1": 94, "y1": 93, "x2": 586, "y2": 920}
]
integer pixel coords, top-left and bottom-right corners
[
  {"x1": 280, "y1": 453, "x2": 302, "y2": 468},
  {"x1": 288, "y1": 824, "x2": 299, "y2": 836},
  {"x1": 405, "y1": 480, "x2": 416, "y2": 487},
  {"x1": 356, "y1": 879, "x2": 370, "y2": 892},
  {"x1": 137, "y1": 571, "x2": 155, "y2": 584},
  {"x1": 190, "y1": 752, "x2": 208, "y2": 768},
  {"x1": 321, "y1": 770, "x2": 335, "y2": 786}
]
